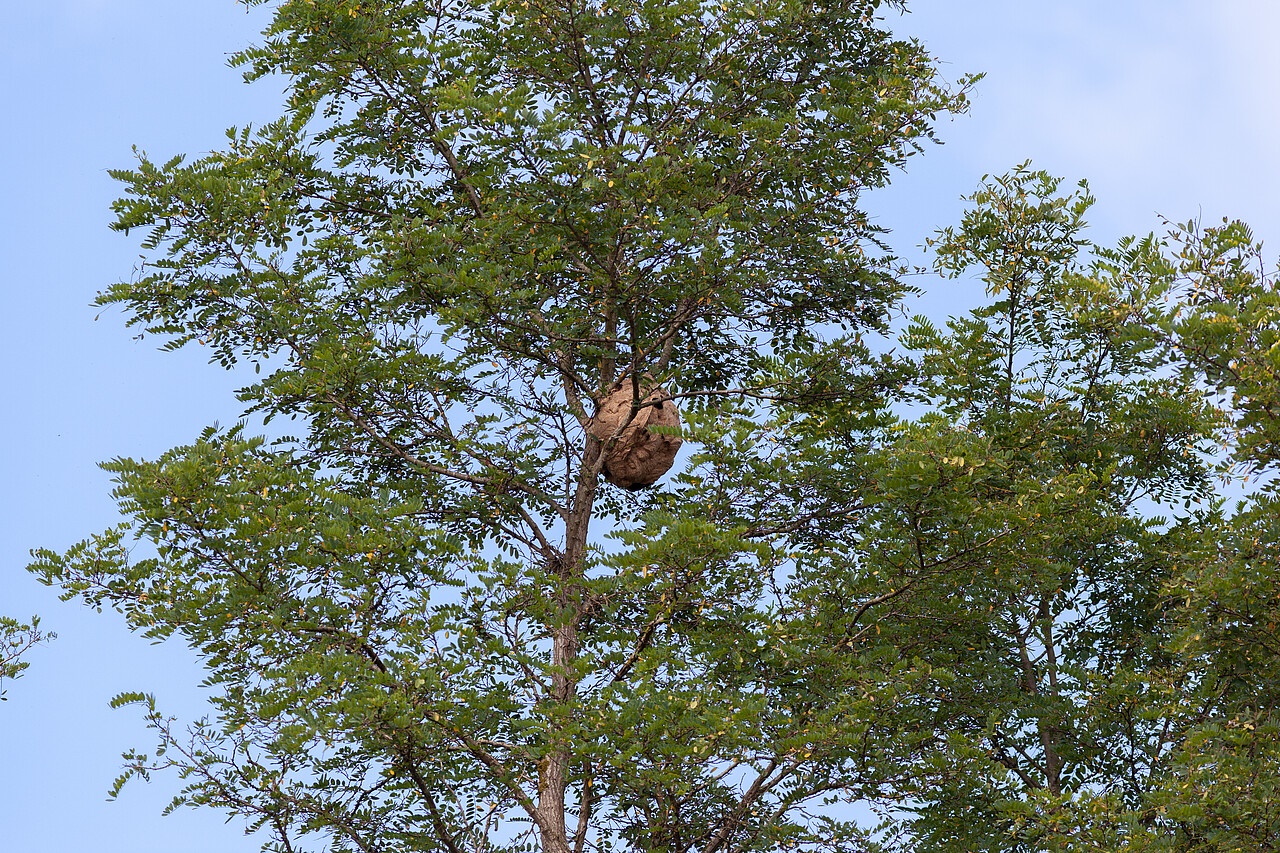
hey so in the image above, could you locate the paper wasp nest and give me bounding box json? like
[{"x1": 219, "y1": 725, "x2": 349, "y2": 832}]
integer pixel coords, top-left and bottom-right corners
[{"x1": 587, "y1": 381, "x2": 683, "y2": 490}]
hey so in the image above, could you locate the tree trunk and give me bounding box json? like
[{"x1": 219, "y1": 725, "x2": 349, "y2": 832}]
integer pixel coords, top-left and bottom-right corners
[{"x1": 538, "y1": 439, "x2": 601, "y2": 853}]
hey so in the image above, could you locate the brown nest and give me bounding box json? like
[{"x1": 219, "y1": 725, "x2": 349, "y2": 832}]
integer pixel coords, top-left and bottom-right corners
[{"x1": 587, "y1": 380, "x2": 683, "y2": 490}]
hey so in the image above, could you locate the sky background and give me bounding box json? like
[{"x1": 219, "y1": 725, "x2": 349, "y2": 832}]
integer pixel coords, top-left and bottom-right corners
[{"x1": 2, "y1": 2, "x2": 1278, "y2": 850}]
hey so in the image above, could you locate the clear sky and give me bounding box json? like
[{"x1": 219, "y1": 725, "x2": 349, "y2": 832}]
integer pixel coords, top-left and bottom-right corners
[{"x1": 1, "y1": 2, "x2": 1277, "y2": 850}]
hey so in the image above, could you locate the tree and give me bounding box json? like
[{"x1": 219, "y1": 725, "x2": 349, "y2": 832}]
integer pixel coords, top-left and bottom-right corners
[
  {"x1": 30, "y1": 1, "x2": 975, "y2": 852},
  {"x1": 0, "y1": 616, "x2": 51, "y2": 701},
  {"x1": 832, "y1": 172, "x2": 1280, "y2": 851},
  {"x1": 1114, "y1": 217, "x2": 1280, "y2": 852},
  {"x1": 30, "y1": 1, "x2": 1280, "y2": 851},
  {"x1": 847, "y1": 168, "x2": 1226, "y2": 851}
]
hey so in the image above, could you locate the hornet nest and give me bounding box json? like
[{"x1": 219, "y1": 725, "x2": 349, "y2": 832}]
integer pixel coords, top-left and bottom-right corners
[{"x1": 587, "y1": 379, "x2": 683, "y2": 490}]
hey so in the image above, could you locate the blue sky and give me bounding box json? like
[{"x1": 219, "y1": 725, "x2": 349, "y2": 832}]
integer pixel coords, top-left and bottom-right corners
[{"x1": 1, "y1": 2, "x2": 1277, "y2": 850}]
